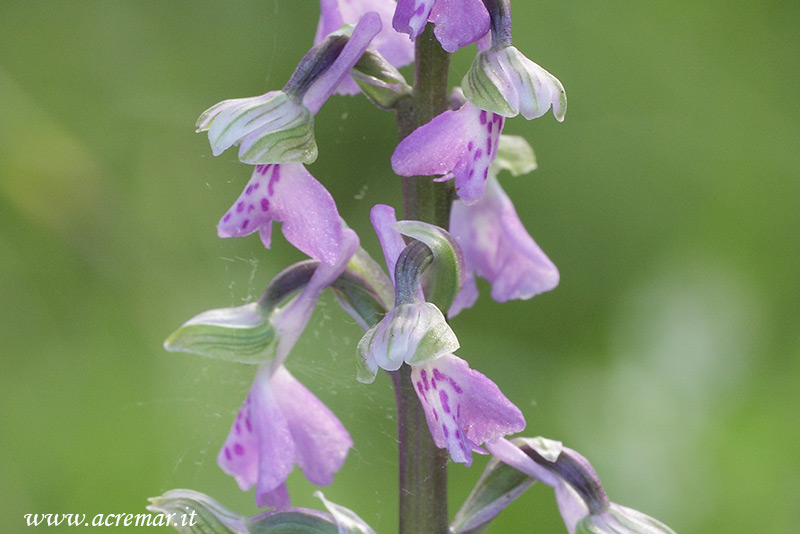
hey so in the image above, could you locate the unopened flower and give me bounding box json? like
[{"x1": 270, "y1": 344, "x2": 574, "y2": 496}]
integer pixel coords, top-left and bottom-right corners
[
  {"x1": 393, "y1": 0, "x2": 490, "y2": 53},
  {"x1": 391, "y1": 98, "x2": 504, "y2": 204},
  {"x1": 197, "y1": 13, "x2": 381, "y2": 165},
  {"x1": 218, "y1": 364, "x2": 352, "y2": 508},
  {"x1": 316, "y1": 0, "x2": 413, "y2": 95},
  {"x1": 217, "y1": 163, "x2": 344, "y2": 266},
  {"x1": 413, "y1": 354, "x2": 525, "y2": 466}
]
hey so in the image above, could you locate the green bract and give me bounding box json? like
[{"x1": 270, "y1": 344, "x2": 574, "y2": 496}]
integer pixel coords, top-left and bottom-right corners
[{"x1": 351, "y1": 49, "x2": 412, "y2": 110}]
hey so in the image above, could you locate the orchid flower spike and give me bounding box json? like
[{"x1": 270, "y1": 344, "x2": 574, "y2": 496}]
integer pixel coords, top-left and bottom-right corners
[
  {"x1": 462, "y1": 0, "x2": 566, "y2": 121},
  {"x1": 392, "y1": 89, "x2": 504, "y2": 204},
  {"x1": 218, "y1": 364, "x2": 353, "y2": 508},
  {"x1": 393, "y1": 0, "x2": 491, "y2": 53},
  {"x1": 197, "y1": 12, "x2": 381, "y2": 165},
  {"x1": 316, "y1": 0, "x2": 413, "y2": 96},
  {"x1": 487, "y1": 437, "x2": 677, "y2": 534},
  {"x1": 449, "y1": 135, "x2": 558, "y2": 316}
]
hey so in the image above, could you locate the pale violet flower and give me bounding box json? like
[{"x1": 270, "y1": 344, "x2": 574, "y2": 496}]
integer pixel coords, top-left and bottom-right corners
[
  {"x1": 487, "y1": 437, "x2": 677, "y2": 534},
  {"x1": 357, "y1": 205, "x2": 459, "y2": 383},
  {"x1": 217, "y1": 232, "x2": 359, "y2": 507},
  {"x1": 461, "y1": 0, "x2": 566, "y2": 120},
  {"x1": 449, "y1": 171, "x2": 558, "y2": 315},
  {"x1": 218, "y1": 364, "x2": 353, "y2": 508},
  {"x1": 197, "y1": 13, "x2": 381, "y2": 165},
  {"x1": 217, "y1": 163, "x2": 344, "y2": 266},
  {"x1": 412, "y1": 354, "x2": 525, "y2": 466},
  {"x1": 392, "y1": 0, "x2": 490, "y2": 53},
  {"x1": 391, "y1": 99, "x2": 504, "y2": 204},
  {"x1": 317, "y1": 0, "x2": 413, "y2": 95}
]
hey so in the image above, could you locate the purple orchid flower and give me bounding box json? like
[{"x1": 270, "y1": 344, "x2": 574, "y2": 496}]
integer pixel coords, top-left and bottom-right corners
[
  {"x1": 486, "y1": 437, "x2": 676, "y2": 534},
  {"x1": 316, "y1": 0, "x2": 413, "y2": 95},
  {"x1": 449, "y1": 172, "x2": 558, "y2": 315},
  {"x1": 412, "y1": 353, "x2": 525, "y2": 466},
  {"x1": 391, "y1": 99, "x2": 504, "y2": 204},
  {"x1": 217, "y1": 163, "x2": 344, "y2": 266},
  {"x1": 217, "y1": 231, "x2": 359, "y2": 507},
  {"x1": 218, "y1": 364, "x2": 353, "y2": 508},
  {"x1": 392, "y1": 0, "x2": 490, "y2": 53}
]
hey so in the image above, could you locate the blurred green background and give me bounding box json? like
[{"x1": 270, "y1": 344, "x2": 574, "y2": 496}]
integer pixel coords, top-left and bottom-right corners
[{"x1": 1, "y1": 1, "x2": 798, "y2": 532}]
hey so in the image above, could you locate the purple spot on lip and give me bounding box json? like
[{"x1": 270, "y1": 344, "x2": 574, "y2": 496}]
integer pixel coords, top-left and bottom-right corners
[
  {"x1": 467, "y1": 141, "x2": 474, "y2": 152},
  {"x1": 256, "y1": 164, "x2": 270, "y2": 176},
  {"x1": 253, "y1": 182, "x2": 260, "y2": 190},
  {"x1": 442, "y1": 424, "x2": 450, "y2": 438},
  {"x1": 222, "y1": 213, "x2": 232, "y2": 223},
  {"x1": 245, "y1": 185, "x2": 253, "y2": 195},
  {"x1": 235, "y1": 423, "x2": 241, "y2": 435},
  {"x1": 415, "y1": 4, "x2": 425, "y2": 15},
  {"x1": 224, "y1": 447, "x2": 232, "y2": 461},
  {"x1": 487, "y1": 137, "x2": 492, "y2": 154},
  {"x1": 245, "y1": 417, "x2": 252, "y2": 433},
  {"x1": 474, "y1": 148, "x2": 483, "y2": 161},
  {"x1": 268, "y1": 166, "x2": 281, "y2": 196},
  {"x1": 241, "y1": 219, "x2": 249, "y2": 230},
  {"x1": 420, "y1": 370, "x2": 429, "y2": 391},
  {"x1": 260, "y1": 198, "x2": 270, "y2": 212},
  {"x1": 247, "y1": 204, "x2": 255, "y2": 212},
  {"x1": 233, "y1": 443, "x2": 245, "y2": 456},
  {"x1": 487, "y1": 122, "x2": 493, "y2": 133},
  {"x1": 236, "y1": 201, "x2": 244, "y2": 213},
  {"x1": 440, "y1": 390, "x2": 451, "y2": 413},
  {"x1": 479, "y1": 110, "x2": 487, "y2": 124},
  {"x1": 433, "y1": 368, "x2": 463, "y2": 394}
]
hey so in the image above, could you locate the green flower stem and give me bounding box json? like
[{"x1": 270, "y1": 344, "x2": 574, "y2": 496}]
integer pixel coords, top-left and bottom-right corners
[{"x1": 392, "y1": 24, "x2": 452, "y2": 534}]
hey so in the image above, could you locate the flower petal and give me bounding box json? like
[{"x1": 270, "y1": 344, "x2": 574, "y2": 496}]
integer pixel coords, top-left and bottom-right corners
[
  {"x1": 271, "y1": 367, "x2": 353, "y2": 487},
  {"x1": 411, "y1": 354, "x2": 525, "y2": 466},
  {"x1": 369, "y1": 204, "x2": 406, "y2": 286},
  {"x1": 463, "y1": 45, "x2": 567, "y2": 121},
  {"x1": 272, "y1": 230, "x2": 359, "y2": 365},
  {"x1": 450, "y1": 173, "x2": 558, "y2": 303},
  {"x1": 303, "y1": 12, "x2": 382, "y2": 112},
  {"x1": 316, "y1": 0, "x2": 414, "y2": 80},
  {"x1": 391, "y1": 101, "x2": 503, "y2": 204},
  {"x1": 217, "y1": 366, "x2": 295, "y2": 508},
  {"x1": 217, "y1": 163, "x2": 343, "y2": 265},
  {"x1": 392, "y1": 0, "x2": 434, "y2": 40},
  {"x1": 428, "y1": 0, "x2": 490, "y2": 53}
]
